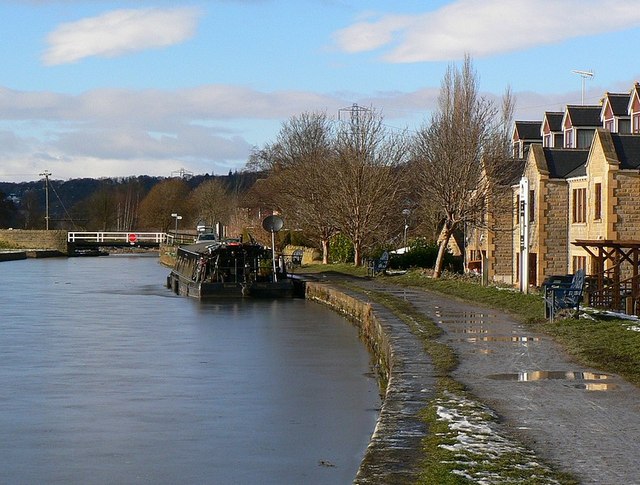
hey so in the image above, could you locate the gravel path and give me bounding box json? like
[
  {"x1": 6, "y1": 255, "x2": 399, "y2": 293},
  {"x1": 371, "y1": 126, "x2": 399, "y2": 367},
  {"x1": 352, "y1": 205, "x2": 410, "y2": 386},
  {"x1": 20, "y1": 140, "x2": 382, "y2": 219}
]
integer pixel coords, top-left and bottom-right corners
[{"x1": 350, "y1": 279, "x2": 640, "y2": 485}]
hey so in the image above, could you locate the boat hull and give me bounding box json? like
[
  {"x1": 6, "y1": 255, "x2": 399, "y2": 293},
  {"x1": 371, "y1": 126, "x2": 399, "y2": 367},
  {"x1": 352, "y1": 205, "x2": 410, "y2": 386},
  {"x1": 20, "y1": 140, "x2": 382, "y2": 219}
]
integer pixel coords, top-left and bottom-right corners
[{"x1": 167, "y1": 272, "x2": 296, "y2": 299}]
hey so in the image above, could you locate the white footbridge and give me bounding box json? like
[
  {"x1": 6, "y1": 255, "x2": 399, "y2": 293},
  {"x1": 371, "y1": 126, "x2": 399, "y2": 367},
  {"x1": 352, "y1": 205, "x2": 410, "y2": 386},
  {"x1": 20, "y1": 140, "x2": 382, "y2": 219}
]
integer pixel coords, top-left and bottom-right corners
[{"x1": 68, "y1": 232, "x2": 168, "y2": 247}]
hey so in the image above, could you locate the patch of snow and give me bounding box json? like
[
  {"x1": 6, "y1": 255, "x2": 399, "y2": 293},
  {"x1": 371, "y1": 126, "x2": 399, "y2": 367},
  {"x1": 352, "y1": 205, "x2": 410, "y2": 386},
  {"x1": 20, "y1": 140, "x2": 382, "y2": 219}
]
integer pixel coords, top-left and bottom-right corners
[{"x1": 434, "y1": 391, "x2": 561, "y2": 484}]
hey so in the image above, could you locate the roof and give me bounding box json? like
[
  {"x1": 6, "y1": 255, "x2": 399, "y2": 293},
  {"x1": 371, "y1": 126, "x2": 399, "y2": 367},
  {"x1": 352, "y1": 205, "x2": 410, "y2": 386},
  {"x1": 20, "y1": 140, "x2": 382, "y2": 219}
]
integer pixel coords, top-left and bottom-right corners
[
  {"x1": 602, "y1": 92, "x2": 630, "y2": 117},
  {"x1": 564, "y1": 105, "x2": 601, "y2": 128},
  {"x1": 542, "y1": 111, "x2": 563, "y2": 133},
  {"x1": 611, "y1": 134, "x2": 640, "y2": 169},
  {"x1": 492, "y1": 157, "x2": 526, "y2": 186},
  {"x1": 542, "y1": 148, "x2": 589, "y2": 179},
  {"x1": 514, "y1": 120, "x2": 542, "y2": 141}
]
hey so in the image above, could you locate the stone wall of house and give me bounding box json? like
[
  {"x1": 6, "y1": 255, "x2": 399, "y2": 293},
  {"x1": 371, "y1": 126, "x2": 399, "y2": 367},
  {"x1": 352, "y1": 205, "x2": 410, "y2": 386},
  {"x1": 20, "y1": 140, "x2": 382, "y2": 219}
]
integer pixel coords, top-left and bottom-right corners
[
  {"x1": 543, "y1": 181, "x2": 570, "y2": 277},
  {"x1": 487, "y1": 187, "x2": 515, "y2": 284},
  {"x1": 584, "y1": 132, "x2": 614, "y2": 241},
  {"x1": 613, "y1": 171, "x2": 640, "y2": 240},
  {"x1": 566, "y1": 177, "x2": 589, "y2": 272},
  {"x1": 0, "y1": 230, "x2": 68, "y2": 254}
]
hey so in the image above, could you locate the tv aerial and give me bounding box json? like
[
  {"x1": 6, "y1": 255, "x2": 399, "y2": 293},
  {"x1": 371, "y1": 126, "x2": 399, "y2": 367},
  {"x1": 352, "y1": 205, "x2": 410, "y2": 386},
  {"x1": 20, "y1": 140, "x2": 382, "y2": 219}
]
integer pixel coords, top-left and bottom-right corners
[{"x1": 572, "y1": 70, "x2": 594, "y2": 105}]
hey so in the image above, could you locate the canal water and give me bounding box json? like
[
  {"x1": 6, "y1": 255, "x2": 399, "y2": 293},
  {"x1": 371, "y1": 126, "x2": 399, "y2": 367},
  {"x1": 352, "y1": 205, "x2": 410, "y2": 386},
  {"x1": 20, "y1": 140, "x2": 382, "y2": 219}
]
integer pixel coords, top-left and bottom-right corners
[{"x1": 0, "y1": 255, "x2": 380, "y2": 484}]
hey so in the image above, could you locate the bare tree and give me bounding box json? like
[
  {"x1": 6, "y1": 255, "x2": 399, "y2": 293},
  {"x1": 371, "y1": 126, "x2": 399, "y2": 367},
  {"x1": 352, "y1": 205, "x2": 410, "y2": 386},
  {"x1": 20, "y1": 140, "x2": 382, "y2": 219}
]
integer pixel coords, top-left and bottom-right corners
[
  {"x1": 138, "y1": 178, "x2": 190, "y2": 231},
  {"x1": 114, "y1": 179, "x2": 143, "y2": 231},
  {"x1": 330, "y1": 107, "x2": 408, "y2": 265},
  {"x1": 413, "y1": 55, "x2": 511, "y2": 278},
  {"x1": 247, "y1": 112, "x2": 337, "y2": 263},
  {"x1": 190, "y1": 178, "x2": 233, "y2": 228}
]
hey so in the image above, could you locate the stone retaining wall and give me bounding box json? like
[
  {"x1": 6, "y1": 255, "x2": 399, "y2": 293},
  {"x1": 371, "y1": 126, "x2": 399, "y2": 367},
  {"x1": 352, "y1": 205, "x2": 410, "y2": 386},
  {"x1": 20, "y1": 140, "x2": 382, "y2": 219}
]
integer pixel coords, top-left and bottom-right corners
[
  {"x1": 0, "y1": 230, "x2": 68, "y2": 254},
  {"x1": 305, "y1": 281, "x2": 433, "y2": 483},
  {"x1": 305, "y1": 282, "x2": 391, "y2": 387}
]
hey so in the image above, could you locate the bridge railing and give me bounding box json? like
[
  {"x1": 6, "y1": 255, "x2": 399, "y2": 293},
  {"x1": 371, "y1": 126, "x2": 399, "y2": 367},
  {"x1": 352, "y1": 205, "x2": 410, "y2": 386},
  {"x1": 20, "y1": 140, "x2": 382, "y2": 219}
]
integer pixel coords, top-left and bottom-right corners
[{"x1": 68, "y1": 232, "x2": 168, "y2": 244}]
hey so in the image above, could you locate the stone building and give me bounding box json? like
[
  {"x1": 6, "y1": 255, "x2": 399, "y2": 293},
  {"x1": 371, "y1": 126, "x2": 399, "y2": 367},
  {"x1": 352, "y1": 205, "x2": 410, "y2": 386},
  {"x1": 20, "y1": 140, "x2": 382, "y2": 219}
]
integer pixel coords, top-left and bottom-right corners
[{"x1": 468, "y1": 82, "x2": 640, "y2": 300}]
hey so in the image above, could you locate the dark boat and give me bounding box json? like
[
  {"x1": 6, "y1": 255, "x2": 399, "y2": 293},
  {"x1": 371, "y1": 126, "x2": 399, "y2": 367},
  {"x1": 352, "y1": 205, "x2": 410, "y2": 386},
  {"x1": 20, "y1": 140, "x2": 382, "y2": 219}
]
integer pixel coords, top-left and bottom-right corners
[{"x1": 167, "y1": 237, "x2": 296, "y2": 298}]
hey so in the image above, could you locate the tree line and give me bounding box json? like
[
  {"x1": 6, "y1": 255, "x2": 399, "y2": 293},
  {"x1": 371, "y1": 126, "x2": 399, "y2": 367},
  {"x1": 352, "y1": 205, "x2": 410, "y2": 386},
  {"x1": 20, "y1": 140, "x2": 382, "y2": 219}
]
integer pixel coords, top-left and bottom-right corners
[{"x1": 0, "y1": 172, "x2": 259, "y2": 235}]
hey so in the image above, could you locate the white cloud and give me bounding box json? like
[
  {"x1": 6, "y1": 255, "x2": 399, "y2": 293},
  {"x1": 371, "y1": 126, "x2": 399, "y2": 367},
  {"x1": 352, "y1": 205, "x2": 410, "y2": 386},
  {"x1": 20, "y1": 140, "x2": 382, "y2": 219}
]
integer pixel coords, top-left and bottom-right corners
[
  {"x1": 42, "y1": 7, "x2": 201, "y2": 65},
  {"x1": 0, "y1": 84, "x2": 351, "y2": 181},
  {"x1": 0, "y1": 77, "x2": 612, "y2": 182},
  {"x1": 334, "y1": 0, "x2": 640, "y2": 62}
]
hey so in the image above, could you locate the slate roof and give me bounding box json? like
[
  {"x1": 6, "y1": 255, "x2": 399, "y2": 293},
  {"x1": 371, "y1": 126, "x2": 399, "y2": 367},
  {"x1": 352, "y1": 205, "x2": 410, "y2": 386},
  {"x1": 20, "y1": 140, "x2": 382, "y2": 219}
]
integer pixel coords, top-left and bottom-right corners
[
  {"x1": 495, "y1": 157, "x2": 526, "y2": 186},
  {"x1": 565, "y1": 105, "x2": 601, "y2": 127},
  {"x1": 603, "y1": 92, "x2": 631, "y2": 117},
  {"x1": 543, "y1": 111, "x2": 563, "y2": 132},
  {"x1": 611, "y1": 134, "x2": 640, "y2": 169},
  {"x1": 543, "y1": 148, "x2": 588, "y2": 179},
  {"x1": 514, "y1": 121, "x2": 542, "y2": 141}
]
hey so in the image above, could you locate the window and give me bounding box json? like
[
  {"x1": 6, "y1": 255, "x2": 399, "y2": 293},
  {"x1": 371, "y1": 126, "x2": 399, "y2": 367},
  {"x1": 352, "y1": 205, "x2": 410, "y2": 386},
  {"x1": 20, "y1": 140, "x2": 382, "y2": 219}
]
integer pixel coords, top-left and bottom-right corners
[
  {"x1": 594, "y1": 183, "x2": 602, "y2": 220},
  {"x1": 565, "y1": 129, "x2": 573, "y2": 148},
  {"x1": 573, "y1": 188, "x2": 587, "y2": 223},
  {"x1": 554, "y1": 133, "x2": 563, "y2": 147},
  {"x1": 605, "y1": 119, "x2": 614, "y2": 132},
  {"x1": 513, "y1": 142, "x2": 521, "y2": 159},
  {"x1": 634, "y1": 113, "x2": 640, "y2": 134},
  {"x1": 515, "y1": 194, "x2": 520, "y2": 224},
  {"x1": 529, "y1": 190, "x2": 535, "y2": 222},
  {"x1": 577, "y1": 129, "x2": 595, "y2": 148},
  {"x1": 572, "y1": 256, "x2": 586, "y2": 272},
  {"x1": 619, "y1": 119, "x2": 631, "y2": 134},
  {"x1": 543, "y1": 134, "x2": 551, "y2": 147}
]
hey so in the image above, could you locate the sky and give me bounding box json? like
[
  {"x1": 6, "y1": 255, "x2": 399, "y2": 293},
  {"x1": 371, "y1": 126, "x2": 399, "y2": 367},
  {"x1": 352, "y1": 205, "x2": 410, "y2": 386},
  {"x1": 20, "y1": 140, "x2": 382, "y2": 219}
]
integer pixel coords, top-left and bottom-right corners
[{"x1": 2, "y1": 0, "x2": 640, "y2": 183}]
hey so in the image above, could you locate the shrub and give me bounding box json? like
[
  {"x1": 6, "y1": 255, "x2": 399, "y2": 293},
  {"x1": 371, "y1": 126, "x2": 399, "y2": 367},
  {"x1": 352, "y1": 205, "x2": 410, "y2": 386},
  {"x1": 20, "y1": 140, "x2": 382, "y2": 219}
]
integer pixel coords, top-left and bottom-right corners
[
  {"x1": 329, "y1": 233, "x2": 354, "y2": 263},
  {"x1": 390, "y1": 238, "x2": 461, "y2": 271}
]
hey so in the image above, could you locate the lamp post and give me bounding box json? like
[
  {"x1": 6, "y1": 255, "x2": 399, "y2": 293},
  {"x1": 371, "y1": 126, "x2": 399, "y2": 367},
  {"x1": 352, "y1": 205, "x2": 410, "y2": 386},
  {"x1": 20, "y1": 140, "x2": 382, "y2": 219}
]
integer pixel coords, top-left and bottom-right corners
[
  {"x1": 171, "y1": 213, "x2": 182, "y2": 241},
  {"x1": 40, "y1": 170, "x2": 51, "y2": 230},
  {"x1": 402, "y1": 208, "x2": 410, "y2": 251}
]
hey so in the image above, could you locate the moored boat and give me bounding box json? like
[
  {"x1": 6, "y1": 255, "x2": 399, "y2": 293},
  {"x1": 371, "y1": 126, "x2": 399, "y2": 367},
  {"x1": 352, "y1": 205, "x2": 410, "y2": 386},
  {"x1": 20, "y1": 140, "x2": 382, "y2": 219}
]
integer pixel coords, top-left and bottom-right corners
[{"x1": 166, "y1": 237, "x2": 296, "y2": 298}]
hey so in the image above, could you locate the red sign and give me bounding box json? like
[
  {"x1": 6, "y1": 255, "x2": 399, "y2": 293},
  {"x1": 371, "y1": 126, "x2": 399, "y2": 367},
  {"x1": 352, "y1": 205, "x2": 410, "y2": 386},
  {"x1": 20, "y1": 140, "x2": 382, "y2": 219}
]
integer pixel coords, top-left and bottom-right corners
[{"x1": 128, "y1": 233, "x2": 137, "y2": 244}]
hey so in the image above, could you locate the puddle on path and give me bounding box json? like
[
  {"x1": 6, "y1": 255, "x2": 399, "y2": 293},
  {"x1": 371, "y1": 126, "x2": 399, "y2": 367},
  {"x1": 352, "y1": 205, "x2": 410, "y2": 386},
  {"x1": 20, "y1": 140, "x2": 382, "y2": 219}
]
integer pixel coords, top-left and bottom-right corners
[
  {"x1": 448, "y1": 327, "x2": 490, "y2": 334},
  {"x1": 454, "y1": 336, "x2": 541, "y2": 343},
  {"x1": 488, "y1": 371, "x2": 611, "y2": 382},
  {"x1": 573, "y1": 383, "x2": 619, "y2": 391}
]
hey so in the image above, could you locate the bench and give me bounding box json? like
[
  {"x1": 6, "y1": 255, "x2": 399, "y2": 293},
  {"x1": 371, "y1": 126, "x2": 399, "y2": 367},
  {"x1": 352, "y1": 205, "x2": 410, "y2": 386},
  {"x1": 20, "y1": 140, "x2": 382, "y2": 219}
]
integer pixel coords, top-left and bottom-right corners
[
  {"x1": 367, "y1": 251, "x2": 389, "y2": 277},
  {"x1": 544, "y1": 269, "x2": 585, "y2": 322},
  {"x1": 291, "y1": 249, "x2": 303, "y2": 266},
  {"x1": 286, "y1": 249, "x2": 303, "y2": 272}
]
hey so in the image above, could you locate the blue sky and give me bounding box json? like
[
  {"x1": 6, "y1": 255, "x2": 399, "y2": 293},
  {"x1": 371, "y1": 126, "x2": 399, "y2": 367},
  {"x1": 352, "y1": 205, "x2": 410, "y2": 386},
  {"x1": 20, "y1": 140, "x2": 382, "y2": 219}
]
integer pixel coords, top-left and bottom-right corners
[{"x1": 2, "y1": 0, "x2": 640, "y2": 182}]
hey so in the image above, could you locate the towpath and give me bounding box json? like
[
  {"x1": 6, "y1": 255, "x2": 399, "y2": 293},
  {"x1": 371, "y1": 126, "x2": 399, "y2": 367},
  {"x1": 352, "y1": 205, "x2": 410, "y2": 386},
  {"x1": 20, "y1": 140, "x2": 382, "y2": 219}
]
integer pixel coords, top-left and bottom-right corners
[{"x1": 321, "y1": 274, "x2": 640, "y2": 485}]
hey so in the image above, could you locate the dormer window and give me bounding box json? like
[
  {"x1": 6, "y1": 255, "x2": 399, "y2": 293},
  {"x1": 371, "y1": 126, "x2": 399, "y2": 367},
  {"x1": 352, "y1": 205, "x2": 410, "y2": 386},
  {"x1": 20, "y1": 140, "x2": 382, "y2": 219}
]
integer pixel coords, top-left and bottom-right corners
[{"x1": 565, "y1": 130, "x2": 573, "y2": 148}]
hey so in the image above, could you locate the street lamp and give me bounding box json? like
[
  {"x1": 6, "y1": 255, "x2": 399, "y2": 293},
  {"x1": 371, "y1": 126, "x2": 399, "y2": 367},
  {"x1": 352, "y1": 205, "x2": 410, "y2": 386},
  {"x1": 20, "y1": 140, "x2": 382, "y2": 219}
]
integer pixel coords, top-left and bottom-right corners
[
  {"x1": 40, "y1": 170, "x2": 51, "y2": 230},
  {"x1": 171, "y1": 213, "x2": 182, "y2": 240},
  {"x1": 402, "y1": 208, "x2": 411, "y2": 251}
]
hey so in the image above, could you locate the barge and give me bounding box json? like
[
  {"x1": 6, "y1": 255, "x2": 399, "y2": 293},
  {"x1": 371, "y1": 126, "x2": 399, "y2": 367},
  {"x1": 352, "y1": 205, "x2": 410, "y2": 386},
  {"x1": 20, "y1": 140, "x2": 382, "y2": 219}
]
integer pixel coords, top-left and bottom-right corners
[{"x1": 167, "y1": 237, "x2": 296, "y2": 298}]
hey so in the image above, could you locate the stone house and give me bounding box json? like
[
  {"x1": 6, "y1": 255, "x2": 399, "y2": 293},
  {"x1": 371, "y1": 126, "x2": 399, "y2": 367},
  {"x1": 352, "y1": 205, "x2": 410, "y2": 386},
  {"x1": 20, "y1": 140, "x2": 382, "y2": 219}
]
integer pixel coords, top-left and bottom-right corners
[
  {"x1": 569, "y1": 129, "x2": 640, "y2": 266},
  {"x1": 470, "y1": 82, "x2": 640, "y2": 294},
  {"x1": 513, "y1": 146, "x2": 588, "y2": 288}
]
